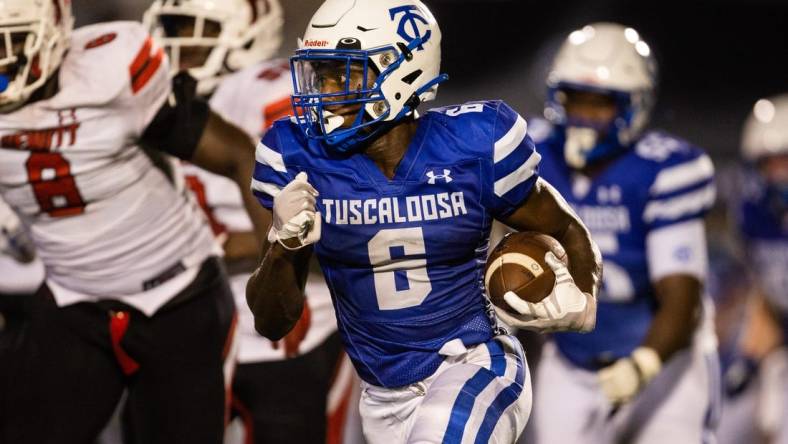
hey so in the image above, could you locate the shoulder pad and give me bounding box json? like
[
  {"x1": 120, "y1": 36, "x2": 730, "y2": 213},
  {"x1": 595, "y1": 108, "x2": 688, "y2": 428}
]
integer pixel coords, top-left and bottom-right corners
[
  {"x1": 427, "y1": 100, "x2": 500, "y2": 119},
  {"x1": 526, "y1": 117, "x2": 554, "y2": 144},
  {"x1": 211, "y1": 59, "x2": 293, "y2": 136},
  {"x1": 54, "y1": 22, "x2": 166, "y2": 107},
  {"x1": 218, "y1": 59, "x2": 290, "y2": 90},
  {"x1": 425, "y1": 100, "x2": 519, "y2": 156},
  {"x1": 635, "y1": 132, "x2": 714, "y2": 197},
  {"x1": 635, "y1": 131, "x2": 706, "y2": 166}
]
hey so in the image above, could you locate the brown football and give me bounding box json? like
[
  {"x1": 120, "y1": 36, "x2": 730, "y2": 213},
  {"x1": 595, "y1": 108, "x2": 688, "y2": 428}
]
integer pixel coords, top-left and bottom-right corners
[{"x1": 485, "y1": 231, "x2": 569, "y2": 314}]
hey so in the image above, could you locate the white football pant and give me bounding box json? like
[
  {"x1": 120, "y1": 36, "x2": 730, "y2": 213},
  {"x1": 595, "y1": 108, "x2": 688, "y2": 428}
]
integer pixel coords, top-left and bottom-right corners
[{"x1": 359, "y1": 335, "x2": 531, "y2": 444}]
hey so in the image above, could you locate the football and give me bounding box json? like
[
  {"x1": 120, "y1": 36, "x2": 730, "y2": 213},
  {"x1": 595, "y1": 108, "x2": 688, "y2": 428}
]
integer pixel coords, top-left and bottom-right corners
[{"x1": 484, "y1": 231, "x2": 569, "y2": 313}]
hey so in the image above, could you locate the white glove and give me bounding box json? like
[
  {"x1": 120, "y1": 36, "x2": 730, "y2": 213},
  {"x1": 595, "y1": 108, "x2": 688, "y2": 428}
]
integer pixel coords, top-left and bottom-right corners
[
  {"x1": 1, "y1": 202, "x2": 35, "y2": 262},
  {"x1": 598, "y1": 347, "x2": 662, "y2": 406},
  {"x1": 494, "y1": 251, "x2": 596, "y2": 333},
  {"x1": 268, "y1": 172, "x2": 321, "y2": 250}
]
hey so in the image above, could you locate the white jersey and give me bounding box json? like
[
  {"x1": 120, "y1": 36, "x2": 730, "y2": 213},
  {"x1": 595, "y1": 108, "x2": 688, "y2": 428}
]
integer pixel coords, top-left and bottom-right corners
[
  {"x1": 183, "y1": 59, "x2": 336, "y2": 363},
  {"x1": 0, "y1": 22, "x2": 218, "y2": 315}
]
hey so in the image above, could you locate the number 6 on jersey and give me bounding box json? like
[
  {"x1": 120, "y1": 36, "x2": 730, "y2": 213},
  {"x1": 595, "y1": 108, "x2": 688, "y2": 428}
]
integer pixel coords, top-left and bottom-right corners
[{"x1": 367, "y1": 227, "x2": 432, "y2": 310}]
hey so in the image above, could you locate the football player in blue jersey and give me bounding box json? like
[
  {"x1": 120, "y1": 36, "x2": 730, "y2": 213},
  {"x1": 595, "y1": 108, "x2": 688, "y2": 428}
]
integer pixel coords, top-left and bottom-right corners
[
  {"x1": 728, "y1": 94, "x2": 788, "y2": 444},
  {"x1": 245, "y1": 0, "x2": 602, "y2": 442},
  {"x1": 527, "y1": 23, "x2": 720, "y2": 443}
]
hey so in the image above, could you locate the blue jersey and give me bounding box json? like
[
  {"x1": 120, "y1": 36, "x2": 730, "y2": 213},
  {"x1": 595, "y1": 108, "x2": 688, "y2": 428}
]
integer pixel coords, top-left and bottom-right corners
[
  {"x1": 530, "y1": 119, "x2": 715, "y2": 369},
  {"x1": 737, "y1": 170, "x2": 788, "y2": 327},
  {"x1": 252, "y1": 101, "x2": 540, "y2": 387}
]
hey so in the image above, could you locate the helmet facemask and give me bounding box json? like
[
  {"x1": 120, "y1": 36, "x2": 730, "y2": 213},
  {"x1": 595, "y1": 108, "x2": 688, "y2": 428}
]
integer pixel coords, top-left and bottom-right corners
[
  {"x1": 0, "y1": 0, "x2": 71, "y2": 112},
  {"x1": 547, "y1": 83, "x2": 649, "y2": 169},
  {"x1": 757, "y1": 155, "x2": 788, "y2": 217},
  {"x1": 144, "y1": 0, "x2": 284, "y2": 97},
  {"x1": 291, "y1": 0, "x2": 447, "y2": 153},
  {"x1": 291, "y1": 37, "x2": 445, "y2": 152}
]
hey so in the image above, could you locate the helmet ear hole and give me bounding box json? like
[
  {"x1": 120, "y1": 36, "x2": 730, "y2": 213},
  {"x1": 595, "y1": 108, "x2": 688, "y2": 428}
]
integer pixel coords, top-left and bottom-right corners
[{"x1": 401, "y1": 69, "x2": 422, "y2": 85}]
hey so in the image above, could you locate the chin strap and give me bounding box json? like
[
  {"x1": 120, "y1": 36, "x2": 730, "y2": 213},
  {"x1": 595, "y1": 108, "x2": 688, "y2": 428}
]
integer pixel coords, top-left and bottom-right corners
[
  {"x1": 564, "y1": 126, "x2": 598, "y2": 169},
  {"x1": 562, "y1": 124, "x2": 628, "y2": 168}
]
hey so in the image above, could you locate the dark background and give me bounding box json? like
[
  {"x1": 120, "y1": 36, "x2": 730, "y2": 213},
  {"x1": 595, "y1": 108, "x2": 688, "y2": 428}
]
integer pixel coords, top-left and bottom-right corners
[{"x1": 74, "y1": 0, "x2": 788, "y2": 161}]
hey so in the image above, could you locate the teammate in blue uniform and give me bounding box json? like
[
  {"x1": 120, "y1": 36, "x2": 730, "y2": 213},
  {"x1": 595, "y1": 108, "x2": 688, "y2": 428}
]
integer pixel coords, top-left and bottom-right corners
[
  {"x1": 528, "y1": 23, "x2": 719, "y2": 443},
  {"x1": 245, "y1": 1, "x2": 601, "y2": 442},
  {"x1": 726, "y1": 94, "x2": 788, "y2": 443}
]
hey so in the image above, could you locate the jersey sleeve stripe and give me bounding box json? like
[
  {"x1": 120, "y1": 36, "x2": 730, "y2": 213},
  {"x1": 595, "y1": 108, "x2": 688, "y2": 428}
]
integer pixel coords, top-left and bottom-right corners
[
  {"x1": 250, "y1": 178, "x2": 282, "y2": 197},
  {"x1": 650, "y1": 154, "x2": 714, "y2": 196},
  {"x1": 129, "y1": 38, "x2": 153, "y2": 76},
  {"x1": 254, "y1": 141, "x2": 286, "y2": 173},
  {"x1": 493, "y1": 115, "x2": 528, "y2": 164},
  {"x1": 130, "y1": 38, "x2": 165, "y2": 94},
  {"x1": 494, "y1": 151, "x2": 541, "y2": 197},
  {"x1": 643, "y1": 182, "x2": 716, "y2": 223}
]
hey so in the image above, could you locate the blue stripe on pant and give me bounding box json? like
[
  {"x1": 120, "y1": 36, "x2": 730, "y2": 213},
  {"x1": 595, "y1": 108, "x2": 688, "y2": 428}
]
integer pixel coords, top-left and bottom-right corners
[
  {"x1": 442, "y1": 337, "x2": 524, "y2": 444},
  {"x1": 474, "y1": 338, "x2": 526, "y2": 443}
]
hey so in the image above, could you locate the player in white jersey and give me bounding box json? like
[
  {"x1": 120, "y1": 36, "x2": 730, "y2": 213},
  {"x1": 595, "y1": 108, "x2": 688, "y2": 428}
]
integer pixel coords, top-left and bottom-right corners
[
  {"x1": 529, "y1": 23, "x2": 720, "y2": 443},
  {"x1": 143, "y1": 1, "x2": 359, "y2": 443},
  {"x1": 0, "y1": 1, "x2": 268, "y2": 443}
]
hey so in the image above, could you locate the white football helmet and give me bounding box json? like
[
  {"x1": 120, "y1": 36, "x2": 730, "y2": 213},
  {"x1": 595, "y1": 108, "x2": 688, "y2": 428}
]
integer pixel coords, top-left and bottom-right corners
[
  {"x1": 0, "y1": 0, "x2": 73, "y2": 112},
  {"x1": 545, "y1": 23, "x2": 657, "y2": 168},
  {"x1": 741, "y1": 94, "x2": 788, "y2": 162},
  {"x1": 143, "y1": 0, "x2": 283, "y2": 96},
  {"x1": 290, "y1": 0, "x2": 447, "y2": 152},
  {"x1": 741, "y1": 94, "x2": 788, "y2": 213}
]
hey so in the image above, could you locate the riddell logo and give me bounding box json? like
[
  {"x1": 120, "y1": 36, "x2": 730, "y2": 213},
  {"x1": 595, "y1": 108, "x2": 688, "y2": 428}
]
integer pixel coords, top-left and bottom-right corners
[{"x1": 303, "y1": 40, "x2": 330, "y2": 47}]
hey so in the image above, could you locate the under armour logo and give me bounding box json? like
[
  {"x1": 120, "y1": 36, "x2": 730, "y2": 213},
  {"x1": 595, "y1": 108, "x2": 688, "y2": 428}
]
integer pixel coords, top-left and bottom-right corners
[
  {"x1": 674, "y1": 246, "x2": 692, "y2": 262},
  {"x1": 426, "y1": 169, "x2": 452, "y2": 184},
  {"x1": 389, "y1": 5, "x2": 432, "y2": 50},
  {"x1": 597, "y1": 185, "x2": 622, "y2": 204}
]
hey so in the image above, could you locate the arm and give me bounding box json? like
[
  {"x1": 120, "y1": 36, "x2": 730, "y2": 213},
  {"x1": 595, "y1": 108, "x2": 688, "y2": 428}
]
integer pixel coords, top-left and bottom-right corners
[
  {"x1": 740, "y1": 291, "x2": 784, "y2": 360},
  {"x1": 223, "y1": 232, "x2": 260, "y2": 263},
  {"x1": 644, "y1": 275, "x2": 701, "y2": 361},
  {"x1": 500, "y1": 178, "x2": 602, "y2": 297},
  {"x1": 594, "y1": 274, "x2": 702, "y2": 406},
  {"x1": 493, "y1": 178, "x2": 602, "y2": 332},
  {"x1": 189, "y1": 112, "x2": 270, "y2": 244},
  {"x1": 139, "y1": 73, "x2": 269, "y2": 244},
  {"x1": 246, "y1": 211, "x2": 311, "y2": 340},
  {"x1": 599, "y1": 218, "x2": 710, "y2": 406},
  {"x1": 245, "y1": 171, "x2": 321, "y2": 340}
]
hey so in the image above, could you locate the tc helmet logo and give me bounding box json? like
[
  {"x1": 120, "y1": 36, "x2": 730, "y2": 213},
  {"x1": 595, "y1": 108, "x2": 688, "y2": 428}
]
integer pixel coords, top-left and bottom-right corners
[
  {"x1": 426, "y1": 169, "x2": 452, "y2": 184},
  {"x1": 389, "y1": 5, "x2": 432, "y2": 50}
]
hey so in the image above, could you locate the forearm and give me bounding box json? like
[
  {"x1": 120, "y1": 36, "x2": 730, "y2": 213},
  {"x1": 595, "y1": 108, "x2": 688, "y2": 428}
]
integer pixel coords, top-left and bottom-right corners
[
  {"x1": 501, "y1": 178, "x2": 602, "y2": 297},
  {"x1": 246, "y1": 243, "x2": 311, "y2": 340},
  {"x1": 190, "y1": 113, "x2": 270, "y2": 244},
  {"x1": 224, "y1": 232, "x2": 259, "y2": 263},
  {"x1": 554, "y1": 217, "x2": 602, "y2": 298},
  {"x1": 140, "y1": 85, "x2": 270, "y2": 244},
  {"x1": 642, "y1": 276, "x2": 702, "y2": 361},
  {"x1": 739, "y1": 291, "x2": 783, "y2": 360}
]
